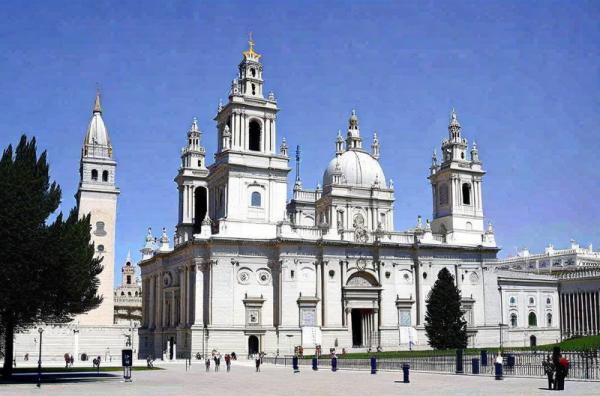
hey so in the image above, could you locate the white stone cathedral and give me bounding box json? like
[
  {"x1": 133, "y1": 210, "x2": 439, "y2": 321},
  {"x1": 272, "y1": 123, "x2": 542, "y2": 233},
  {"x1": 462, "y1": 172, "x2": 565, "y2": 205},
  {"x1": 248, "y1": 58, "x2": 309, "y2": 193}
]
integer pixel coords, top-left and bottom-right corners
[{"x1": 137, "y1": 40, "x2": 563, "y2": 358}]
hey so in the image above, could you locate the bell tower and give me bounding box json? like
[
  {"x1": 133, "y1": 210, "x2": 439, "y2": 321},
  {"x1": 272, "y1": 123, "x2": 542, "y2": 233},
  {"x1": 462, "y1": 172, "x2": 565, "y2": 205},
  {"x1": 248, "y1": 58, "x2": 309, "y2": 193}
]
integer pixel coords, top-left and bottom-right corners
[
  {"x1": 175, "y1": 118, "x2": 210, "y2": 243},
  {"x1": 76, "y1": 90, "x2": 120, "y2": 325},
  {"x1": 209, "y1": 36, "x2": 290, "y2": 237},
  {"x1": 429, "y1": 110, "x2": 487, "y2": 245}
]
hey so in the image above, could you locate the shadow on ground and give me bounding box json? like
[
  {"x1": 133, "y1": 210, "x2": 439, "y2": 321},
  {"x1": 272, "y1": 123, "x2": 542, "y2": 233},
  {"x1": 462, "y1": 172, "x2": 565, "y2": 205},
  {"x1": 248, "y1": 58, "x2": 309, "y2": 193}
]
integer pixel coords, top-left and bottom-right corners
[{"x1": 0, "y1": 372, "x2": 120, "y2": 385}]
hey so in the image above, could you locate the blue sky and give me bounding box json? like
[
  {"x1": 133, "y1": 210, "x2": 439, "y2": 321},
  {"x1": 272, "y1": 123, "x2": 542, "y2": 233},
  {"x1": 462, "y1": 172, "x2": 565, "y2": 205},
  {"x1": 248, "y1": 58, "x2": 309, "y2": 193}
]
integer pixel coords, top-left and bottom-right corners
[{"x1": 1, "y1": 1, "x2": 598, "y2": 286}]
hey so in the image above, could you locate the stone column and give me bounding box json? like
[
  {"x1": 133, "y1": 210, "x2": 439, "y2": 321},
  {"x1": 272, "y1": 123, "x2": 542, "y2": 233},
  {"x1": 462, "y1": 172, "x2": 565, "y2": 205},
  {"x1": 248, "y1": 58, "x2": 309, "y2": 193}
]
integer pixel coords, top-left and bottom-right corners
[
  {"x1": 194, "y1": 260, "x2": 204, "y2": 325},
  {"x1": 340, "y1": 260, "x2": 346, "y2": 327},
  {"x1": 179, "y1": 267, "x2": 185, "y2": 326},
  {"x1": 148, "y1": 277, "x2": 155, "y2": 328},
  {"x1": 322, "y1": 261, "x2": 327, "y2": 327},
  {"x1": 315, "y1": 261, "x2": 322, "y2": 327}
]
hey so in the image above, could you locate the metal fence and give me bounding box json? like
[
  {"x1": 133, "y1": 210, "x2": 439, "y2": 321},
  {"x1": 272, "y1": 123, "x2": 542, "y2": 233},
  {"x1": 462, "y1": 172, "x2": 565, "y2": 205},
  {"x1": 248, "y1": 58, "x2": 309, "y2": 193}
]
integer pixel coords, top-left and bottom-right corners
[{"x1": 263, "y1": 349, "x2": 600, "y2": 381}]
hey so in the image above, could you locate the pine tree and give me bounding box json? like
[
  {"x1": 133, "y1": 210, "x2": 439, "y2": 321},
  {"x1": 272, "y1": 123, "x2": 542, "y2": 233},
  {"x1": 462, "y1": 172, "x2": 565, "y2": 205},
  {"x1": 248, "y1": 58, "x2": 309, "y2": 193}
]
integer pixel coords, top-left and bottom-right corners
[
  {"x1": 0, "y1": 136, "x2": 103, "y2": 378},
  {"x1": 424, "y1": 267, "x2": 468, "y2": 349}
]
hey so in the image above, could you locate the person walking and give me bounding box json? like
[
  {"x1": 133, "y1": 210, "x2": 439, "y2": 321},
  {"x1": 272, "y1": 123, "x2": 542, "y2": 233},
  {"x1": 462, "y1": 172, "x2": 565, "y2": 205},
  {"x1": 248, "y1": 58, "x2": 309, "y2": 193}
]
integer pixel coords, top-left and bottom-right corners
[
  {"x1": 542, "y1": 355, "x2": 554, "y2": 390},
  {"x1": 255, "y1": 355, "x2": 261, "y2": 372},
  {"x1": 225, "y1": 354, "x2": 231, "y2": 372},
  {"x1": 205, "y1": 357, "x2": 211, "y2": 372}
]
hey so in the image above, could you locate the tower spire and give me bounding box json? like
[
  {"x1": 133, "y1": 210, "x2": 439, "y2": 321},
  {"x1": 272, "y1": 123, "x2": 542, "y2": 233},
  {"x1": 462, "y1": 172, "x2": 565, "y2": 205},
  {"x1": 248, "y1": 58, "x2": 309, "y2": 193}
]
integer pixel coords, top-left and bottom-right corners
[
  {"x1": 294, "y1": 144, "x2": 302, "y2": 190},
  {"x1": 93, "y1": 86, "x2": 102, "y2": 114}
]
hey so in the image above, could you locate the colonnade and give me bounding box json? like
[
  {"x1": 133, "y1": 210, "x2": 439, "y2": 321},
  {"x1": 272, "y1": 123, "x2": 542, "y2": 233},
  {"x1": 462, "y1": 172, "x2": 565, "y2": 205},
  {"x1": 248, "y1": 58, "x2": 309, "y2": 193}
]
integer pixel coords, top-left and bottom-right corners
[{"x1": 560, "y1": 290, "x2": 600, "y2": 337}]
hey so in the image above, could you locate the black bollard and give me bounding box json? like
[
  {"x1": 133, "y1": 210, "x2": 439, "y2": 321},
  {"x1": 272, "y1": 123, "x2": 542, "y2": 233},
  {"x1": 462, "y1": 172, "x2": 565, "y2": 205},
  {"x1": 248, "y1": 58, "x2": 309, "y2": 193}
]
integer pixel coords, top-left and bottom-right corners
[
  {"x1": 370, "y1": 357, "x2": 377, "y2": 374},
  {"x1": 312, "y1": 357, "x2": 318, "y2": 371},
  {"x1": 472, "y1": 358, "x2": 480, "y2": 375},
  {"x1": 331, "y1": 357, "x2": 337, "y2": 372},
  {"x1": 455, "y1": 349, "x2": 464, "y2": 374},
  {"x1": 494, "y1": 362, "x2": 503, "y2": 380},
  {"x1": 292, "y1": 356, "x2": 299, "y2": 373},
  {"x1": 402, "y1": 363, "x2": 410, "y2": 383}
]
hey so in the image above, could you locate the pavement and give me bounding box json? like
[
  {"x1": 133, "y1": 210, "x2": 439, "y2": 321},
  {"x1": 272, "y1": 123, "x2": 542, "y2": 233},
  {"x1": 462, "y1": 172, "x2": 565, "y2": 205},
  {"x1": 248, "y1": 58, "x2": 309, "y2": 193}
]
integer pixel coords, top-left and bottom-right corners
[{"x1": 1, "y1": 359, "x2": 598, "y2": 395}]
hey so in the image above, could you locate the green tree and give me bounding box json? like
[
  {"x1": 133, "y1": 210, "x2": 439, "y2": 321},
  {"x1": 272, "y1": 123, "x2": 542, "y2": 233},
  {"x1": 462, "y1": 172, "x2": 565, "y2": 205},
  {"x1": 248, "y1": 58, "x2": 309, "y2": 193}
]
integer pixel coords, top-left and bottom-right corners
[
  {"x1": 424, "y1": 267, "x2": 468, "y2": 349},
  {"x1": 0, "y1": 136, "x2": 103, "y2": 378}
]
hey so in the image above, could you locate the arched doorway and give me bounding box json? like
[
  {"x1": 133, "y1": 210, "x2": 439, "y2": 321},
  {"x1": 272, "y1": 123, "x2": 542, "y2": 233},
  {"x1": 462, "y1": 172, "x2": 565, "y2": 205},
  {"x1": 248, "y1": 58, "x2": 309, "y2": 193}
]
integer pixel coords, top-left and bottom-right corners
[
  {"x1": 248, "y1": 335, "x2": 259, "y2": 356},
  {"x1": 530, "y1": 335, "x2": 537, "y2": 347},
  {"x1": 193, "y1": 187, "x2": 207, "y2": 234},
  {"x1": 248, "y1": 120, "x2": 261, "y2": 152},
  {"x1": 344, "y1": 271, "x2": 379, "y2": 348}
]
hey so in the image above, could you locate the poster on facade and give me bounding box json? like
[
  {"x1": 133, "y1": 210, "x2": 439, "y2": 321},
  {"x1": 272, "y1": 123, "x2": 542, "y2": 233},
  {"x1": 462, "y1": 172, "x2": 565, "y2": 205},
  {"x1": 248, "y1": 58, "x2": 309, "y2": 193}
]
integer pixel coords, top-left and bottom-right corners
[{"x1": 301, "y1": 326, "x2": 322, "y2": 348}]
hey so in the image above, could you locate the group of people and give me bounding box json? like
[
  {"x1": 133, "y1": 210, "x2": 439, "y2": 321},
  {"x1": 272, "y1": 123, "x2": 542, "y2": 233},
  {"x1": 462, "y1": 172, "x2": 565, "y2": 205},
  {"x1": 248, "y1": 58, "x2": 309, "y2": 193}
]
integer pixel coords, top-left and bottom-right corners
[
  {"x1": 204, "y1": 351, "x2": 235, "y2": 372},
  {"x1": 543, "y1": 349, "x2": 570, "y2": 391}
]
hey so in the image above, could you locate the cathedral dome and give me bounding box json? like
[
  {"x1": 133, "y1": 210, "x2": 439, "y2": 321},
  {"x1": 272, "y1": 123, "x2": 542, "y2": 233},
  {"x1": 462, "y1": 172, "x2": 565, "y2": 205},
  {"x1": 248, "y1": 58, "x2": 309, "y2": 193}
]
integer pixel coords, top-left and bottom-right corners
[{"x1": 323, "y1": 149, "x2": 386, "y2": 188}]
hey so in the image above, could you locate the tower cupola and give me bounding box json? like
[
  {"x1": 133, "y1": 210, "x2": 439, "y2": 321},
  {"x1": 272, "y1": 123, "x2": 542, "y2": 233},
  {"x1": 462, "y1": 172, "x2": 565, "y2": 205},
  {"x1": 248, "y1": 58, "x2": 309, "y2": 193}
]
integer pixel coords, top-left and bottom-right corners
[{"x1": 346, "y1": 109, "x2": 363, "y2": 150}]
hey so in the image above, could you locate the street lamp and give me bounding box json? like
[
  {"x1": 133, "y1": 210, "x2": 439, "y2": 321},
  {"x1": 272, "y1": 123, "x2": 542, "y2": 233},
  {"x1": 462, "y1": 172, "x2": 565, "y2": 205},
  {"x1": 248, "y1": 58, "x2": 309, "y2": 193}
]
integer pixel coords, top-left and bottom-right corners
[{"x1": 37, "y1": 327, "x2": 44, "y2": 388}]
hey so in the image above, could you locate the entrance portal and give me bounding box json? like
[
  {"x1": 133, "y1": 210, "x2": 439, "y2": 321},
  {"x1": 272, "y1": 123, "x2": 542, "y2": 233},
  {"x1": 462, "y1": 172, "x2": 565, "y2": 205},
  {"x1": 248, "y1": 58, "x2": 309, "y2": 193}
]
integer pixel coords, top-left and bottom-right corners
[
  {"x1": 248, "y1": 335, "x2": 259, "y2": 356},
  {"x1": 530, "y1": 335, "x2": 537, "y2": 347},
  {"x1": 351, "y1": 309, "x2": 375, "y2": 347}
]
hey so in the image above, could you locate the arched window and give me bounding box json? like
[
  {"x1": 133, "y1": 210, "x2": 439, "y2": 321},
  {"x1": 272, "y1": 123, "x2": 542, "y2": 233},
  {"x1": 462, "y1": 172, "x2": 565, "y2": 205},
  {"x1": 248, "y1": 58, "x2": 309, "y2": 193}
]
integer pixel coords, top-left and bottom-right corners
[
  {"x1": 91, "y1": 169, "x2": 98, "y2": 181},
  {"x1": 102, "y1": 170, "x2": 109, "y2": 182},
  {"x1": 462, "y1": 183, "x2": 471, "y2": 205},
  {"x1": 530, "y1": 335, "x2": 537, "y2": 347},
  {"x1": 250, "y1": 68, "x2": 256, "y2": 77},
  {"x1": 251, "y1": 191, "x2": 261, "y2": 207},
  {"x1": 249, "y1": 120, "x2": 261, "y2": 151},
  {"x1": 127, "y1": 291, "x2": 132, "y2": 296},
  {"x1": 251, "y1": 83, "x2": 256, "y2": 95},
  {"x1": 126, "y1": 275, "x2": 132, "y2": 285},
  {"x1": 510, "y1": 313, "x2": 518, "y2": 327},
  {"x1": 546, "y1": 313, "x2": 552, "y2": 327},
  {"x1": 466, "y1": 221, "x2": 473, "y2": 231},
  {"x1": 439, "y1": 183, "x2": 449, "y2": 205},
  {"x1": 509, "y1": 296, "x2": 516, "y2": 305},
  {"x1": 121, "y1": 291, "x2": 125, "y2": 296},
  {"x1": 528, "y1": 312, "x2": 537, "y2": 327}
]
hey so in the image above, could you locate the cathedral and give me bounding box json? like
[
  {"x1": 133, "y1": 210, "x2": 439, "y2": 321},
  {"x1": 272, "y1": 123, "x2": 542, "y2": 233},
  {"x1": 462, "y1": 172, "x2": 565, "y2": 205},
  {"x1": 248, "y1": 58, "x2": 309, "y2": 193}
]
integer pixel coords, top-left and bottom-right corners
[{"x1": 137, "y1": 39, "x2": 562, "y2": 359}]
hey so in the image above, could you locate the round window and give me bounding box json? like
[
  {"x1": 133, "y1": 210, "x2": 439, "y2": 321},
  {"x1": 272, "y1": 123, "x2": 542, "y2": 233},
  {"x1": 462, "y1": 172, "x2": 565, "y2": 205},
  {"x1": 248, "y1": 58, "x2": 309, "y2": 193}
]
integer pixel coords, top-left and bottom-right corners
[
  {"x1": 328, "y1": 270, "x2": 335, "y2": 278},
  {"x1": 385, "y1": 271, "x2": 391, "y2": 279}
]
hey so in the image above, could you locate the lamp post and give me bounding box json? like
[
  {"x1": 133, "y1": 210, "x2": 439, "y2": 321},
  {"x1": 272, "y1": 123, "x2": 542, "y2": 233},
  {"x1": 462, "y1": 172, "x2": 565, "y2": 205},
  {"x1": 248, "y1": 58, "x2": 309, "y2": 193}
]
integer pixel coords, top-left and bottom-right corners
[{"x1": 37, "y1": 327, "x2": 44, "y2": 388}]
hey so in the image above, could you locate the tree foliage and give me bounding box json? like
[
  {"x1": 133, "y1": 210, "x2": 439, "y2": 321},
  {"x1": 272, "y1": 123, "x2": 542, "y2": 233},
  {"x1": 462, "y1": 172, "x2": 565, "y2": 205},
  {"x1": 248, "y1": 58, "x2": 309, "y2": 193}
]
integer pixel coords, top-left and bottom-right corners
[
  {"x1": 424, "y1": 267, "x2": 468, "y2": 349},
  {"x1": 0, "y1": 136, "x2": 103, "y2": 377}
]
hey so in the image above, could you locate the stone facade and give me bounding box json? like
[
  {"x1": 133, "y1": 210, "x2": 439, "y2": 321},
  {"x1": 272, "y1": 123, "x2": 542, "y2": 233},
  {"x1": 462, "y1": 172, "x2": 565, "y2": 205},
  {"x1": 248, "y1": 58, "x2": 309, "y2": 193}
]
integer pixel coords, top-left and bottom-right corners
[
  {"x1": 496, "y1": 242, "x2": 600, "y2": 338},
  {"x1": 138, "y1": 40, "x2": 562, "y2": 359}
]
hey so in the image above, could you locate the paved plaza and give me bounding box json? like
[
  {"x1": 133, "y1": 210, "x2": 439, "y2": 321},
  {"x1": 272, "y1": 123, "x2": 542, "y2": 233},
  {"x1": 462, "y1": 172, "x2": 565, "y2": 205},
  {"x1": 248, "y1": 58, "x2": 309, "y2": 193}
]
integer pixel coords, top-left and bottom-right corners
[{"x1": 1, "y1": 360, "x2": 598, "y2": 395}]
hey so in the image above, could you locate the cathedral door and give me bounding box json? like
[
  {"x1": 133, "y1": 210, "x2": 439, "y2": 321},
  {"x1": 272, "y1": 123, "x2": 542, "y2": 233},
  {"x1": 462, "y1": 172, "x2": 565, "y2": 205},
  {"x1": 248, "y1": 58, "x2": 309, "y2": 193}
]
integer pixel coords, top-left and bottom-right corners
[
  {"x1": 248, "y1": 335, "x2": 259, "y2": 356},
  {"x1": 351, "y1": 310, "x2": 363, "y2": 347}
]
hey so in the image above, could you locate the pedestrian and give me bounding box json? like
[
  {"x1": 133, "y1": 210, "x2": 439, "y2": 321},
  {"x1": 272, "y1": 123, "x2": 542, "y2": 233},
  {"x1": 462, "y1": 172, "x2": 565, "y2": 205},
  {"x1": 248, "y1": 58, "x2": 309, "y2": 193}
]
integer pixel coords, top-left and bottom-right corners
[
  {"x1": 214, "y1": 354, "x2": 218, "y2": 372},
  {"x1": 542, "y1": 355, "x2": 554, "y2": 390},
  {"x1": 24, "y1": 353, "x2": 29, "y2": 362},
  {"x1": 225, "y1": 354, "x2": 231, "y2": 372},
  {"x1": 552, "y1": 347, "x2": 561, "y2": 390},
  {"x1": 255, "y1": 355, "x2": 261, "y2": 372},
  {"x1": 205, "y1": 357, "x2": 211, "y2": 372},
  {"x1": 556, "y1": 355, "x2": 569, "y2": 391},
  {"x1": 64, "y1": 353, "x2": 70, "y2": 368}
]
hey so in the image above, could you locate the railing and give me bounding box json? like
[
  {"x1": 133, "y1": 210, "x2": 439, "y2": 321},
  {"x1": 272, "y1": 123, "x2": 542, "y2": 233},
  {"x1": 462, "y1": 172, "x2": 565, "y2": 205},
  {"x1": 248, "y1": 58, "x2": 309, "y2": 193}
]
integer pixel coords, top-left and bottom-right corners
[{"x1": 263, "y1": 349, "x2": 600, "y2": 381}]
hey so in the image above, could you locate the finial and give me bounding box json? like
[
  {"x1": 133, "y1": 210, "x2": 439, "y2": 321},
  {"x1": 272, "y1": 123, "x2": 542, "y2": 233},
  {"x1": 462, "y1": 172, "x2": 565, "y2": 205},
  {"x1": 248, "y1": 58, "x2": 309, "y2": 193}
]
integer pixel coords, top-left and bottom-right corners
[
  {"x1": 145, "y1": 227, "x2": 153, "y2": 242},
  {"x1": 93, "y1": 85, "x2": 102, "y2": 114},
  {"x1": 190, "y1": 117, "x2": 199, "y2": 133},
  {"x1": 243, "y1": 32, "x2": 261, "y2": 60},
  {"x1": 218, "y1": 98, "x2": 223, "y2": 112},
  {"x1": 279, "y1": 137, "x2": 288, "y2": 156},
  {"x1": 126, "y1": 249, "x2": 131, "y2": 263}
]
